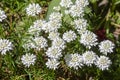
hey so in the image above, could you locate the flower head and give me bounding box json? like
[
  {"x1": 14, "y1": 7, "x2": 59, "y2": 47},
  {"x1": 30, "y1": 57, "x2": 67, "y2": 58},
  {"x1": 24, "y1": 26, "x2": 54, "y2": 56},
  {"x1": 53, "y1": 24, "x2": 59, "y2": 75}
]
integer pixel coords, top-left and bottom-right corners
[
  {"x1": 52, "y1": 37, "x2": 66, "y2": 49},
  {"x1": 43, "y1": 20, "x2": 61, "y2": 33},
  {"x1": 80, "y1": 30, "x2": 98, "y2": 49},
  {"x1": 21, "y1": 53, "x2": 36, "y2": 67},
  {"x1": 64, "y1": 53, "x2": 83, "y2": 69},
  {"x1": 74, "y1": 18, "x2": 87, "y2": 30},
  {"x1": 26, "y1": 3, "x2": 42, "y2": 16},
  {"x1": 46, "y1": 46, "x2": 62, "y2": 59},
  {"x1": 49, "y1": 12, "x2": 62, "y2": 21},
  {"x1": 60, "y1": 0, "x2": 73, "y2": 8},
  {"x1": 69, "y1": 5, "x2": 84, "y2": 17},
  {"x1": 28, "y1": 20, "x2": 45, "y2": 36},
  {"x1": 75, "y1": 0, "x2": 89, "y2": 7},
  {"x1": 48, "y1": 32, "x2": 60, "y2": 41},
  {"x1": 82, "y1": 51, "x2": 97, "y2": 66},
  {"x1": 95, "y1": 56, "x2": 111, "y2": 70},
  {"x1": 0, "y1": 39, "x2": 13, "y2": 55},
  {"x1": 32, "y1": 36, "x2": 48, "y2": 50},
  {"x1": 63, "y1": 30, "x2": 77, "y2": 42},
  {"x1": 46, "y1": 59, "x2": 60, "y2": 70},
  {"x1": 99, "y1": 40, "x2": 115, "y2": 55}
]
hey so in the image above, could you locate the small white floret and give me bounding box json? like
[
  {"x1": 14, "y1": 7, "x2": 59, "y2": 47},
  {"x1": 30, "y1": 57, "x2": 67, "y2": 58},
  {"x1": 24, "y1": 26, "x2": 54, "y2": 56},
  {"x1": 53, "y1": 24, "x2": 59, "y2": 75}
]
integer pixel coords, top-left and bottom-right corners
[
  {"x1": 46, "y1": 59, "x2": 60, "y2": 70},
  {"x1": 21, "y1": 53, "x2": 36, "y2": 67}
]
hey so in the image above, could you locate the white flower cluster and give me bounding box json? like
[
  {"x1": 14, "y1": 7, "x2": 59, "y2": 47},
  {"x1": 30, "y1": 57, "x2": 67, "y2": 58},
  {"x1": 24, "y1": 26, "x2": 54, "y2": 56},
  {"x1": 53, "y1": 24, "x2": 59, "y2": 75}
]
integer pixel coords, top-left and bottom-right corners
[
  {"x1": 99, "y1": 40, "x2": 115, "y2": 55},
  {"x1": 64, "y1": 51, "x2": 112, "y2": 70},
  {"x1": 48, "y1": 32, "x2": 60, "y2": 41},
  {"x1": 28, "y1": 20, "x2": 45, "y2": 36},
  {"x1": 31, "y1": 36, "x2": 48, "y2": 50},
  {"x1": 73, "y1": 18, "x2": 88, "y2": 35},
  {"x1": 74, "y1": 18, "x2": 87, "y2": 30},
  {"x1": 95, "y1": 56, "x2": 111, "y2": 70},
  {"x1": 43, "y1": 12, "x2": 62, "y2": 33},
  {"x1": 75, "y1": 0, "x2": 89, "y2": 7},
  {"x1": 26, "y1": 3, "x2": 42, "y2": 16},
  {"x1": 69, "y1": 5, "x2": 84, "y2": 17},
  {"x1": 46, "y1": 59, "x2": 60, "y2": 70},
  {"x1": 60, "y1": 0, "x2": 89, "y2": 17},
  {"x1": 82, "y1": 51, "x2": 97, "y2": 66},
  {"x1": 43, "y1": 20, "x2": 61, "y2": 33},
  {"x1": 22, "y1": 36, "x2": 48, "y2": 51},
  {"x1": 45, "y1": 37, "x2": 66, "y2": 69},
  {"x1": 46, "y1": 46, "x2": 62, "y2": 59},
  {"x1": 49, "y1": 12, "x2": 62, "y2": 21},
  {"x1": 80, "y1": 30, "x2": 98, "y2": 49},
  {"x1": 0, "y1": 39, "x2": 13, "y2": 55},
  {"x1": 52, "y1": 38, "x2": 66, "y2": 50},
  {"x1": 24, "y1": 5, "x2": 64, "y2": 69},
  {"x1": 21, "y1": 1, "x2": 115, "y2": 71},
  {"x1": 63, "y1": 30, "x2": 77, "y2": 42},
  {"x1": 60, "y1": 0, "x2": 73, "y2": 8},
  {"x1": 64, "y1": 53, "x2": 83, "y2": 69},
  {"x1": 0, "y1": 9, "x2": 7, "y2": 22},
  {"x1": 21, "y1": 53, "x2": 36, "y2": 67}
]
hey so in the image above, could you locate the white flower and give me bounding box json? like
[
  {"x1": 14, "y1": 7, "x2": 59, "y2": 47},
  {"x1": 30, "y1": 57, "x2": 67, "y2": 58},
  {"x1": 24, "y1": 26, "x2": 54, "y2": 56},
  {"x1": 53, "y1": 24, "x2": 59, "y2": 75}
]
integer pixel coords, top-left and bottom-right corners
[
  {"x1": 60, "y1": 0, "x2": 73, "y2": 8},
  {"x1": 63, "y1": 30, "x2": 77, "y2": 42},
  {"x1": 53, "y1": 6, "x2": 61, "y2": 11},
  {"x1": 43, "y1": 20, "x2": 61, "y2": 33},
  {"x1": 99, "y1": 40, "x2": 115, "y2": 55},
  {"x1": 49, "y1": 12, "x2": 62, "y2": 21},
  {"x1": 48, "y1": 32, "x2": 60, "y2": 40},
  {"x1": 46, "y1": 59, "x2": 60, "y2": 70},
  {"x1": 77, "y1": 28, "x2": 87, "y2": 35},
  {"x1": 26, "y1": 3, "x2": 42, "y2": 16},
  {"x1": 75, "y1": 0, "x2": 89, "y2": 7},
  {"x1": 28, "y1": 20, "x2": 45, "y2": 35},
  {"x1": 21, "y1": 53, "x2": 36, "y2": 67},
  {"x1": 52, "y1": 37, "x2": 66, "y2": 49},
  {"x1": 32, "y1": 36, "x2": 48, "y2": 50},
  {"x1": 95, "y1": 56, "x2": 111, "y2": 70},
  {"x1": 0, "y1": 9, "x2": 7, "y2": 22},
  {"x1": 64, "y1": 53, "x2": 83, "y2": 69},
  {"x1": 46, "y1": 46, "x2": 62, "y2": 59},
  {"x1": 69, "y1": 5, "x2": 84, "y2": 17},
  {"x1": 0, "y1": 39, "x2": 13, "y2": 55},
  {"x1": 74, "y1": 18, "x2": 87, "y2": 30},
  {"x1": 80, "y1": 30, "x2": 98, "y2": 49},
  {"x1": 82, "y1": 51, "x2": 97, "y2": 66}
]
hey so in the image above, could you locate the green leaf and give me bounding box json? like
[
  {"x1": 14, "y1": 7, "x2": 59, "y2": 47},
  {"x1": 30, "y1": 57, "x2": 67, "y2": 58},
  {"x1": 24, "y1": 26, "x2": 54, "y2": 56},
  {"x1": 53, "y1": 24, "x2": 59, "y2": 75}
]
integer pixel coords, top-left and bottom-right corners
[{"x1": 115, "y1": 0, "x2": 120, "y2": 5}]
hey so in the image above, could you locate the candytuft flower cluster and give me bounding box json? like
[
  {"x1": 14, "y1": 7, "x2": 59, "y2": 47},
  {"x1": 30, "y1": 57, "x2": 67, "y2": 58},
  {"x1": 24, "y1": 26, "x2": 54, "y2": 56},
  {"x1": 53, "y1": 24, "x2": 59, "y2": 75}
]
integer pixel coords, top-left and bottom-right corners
[
  {"x1": 19, "y1": 0, "x2": 115, "y2": 70},
  {"x1": 0, "y1": 0, "x2": 115, "y2": 72}
]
